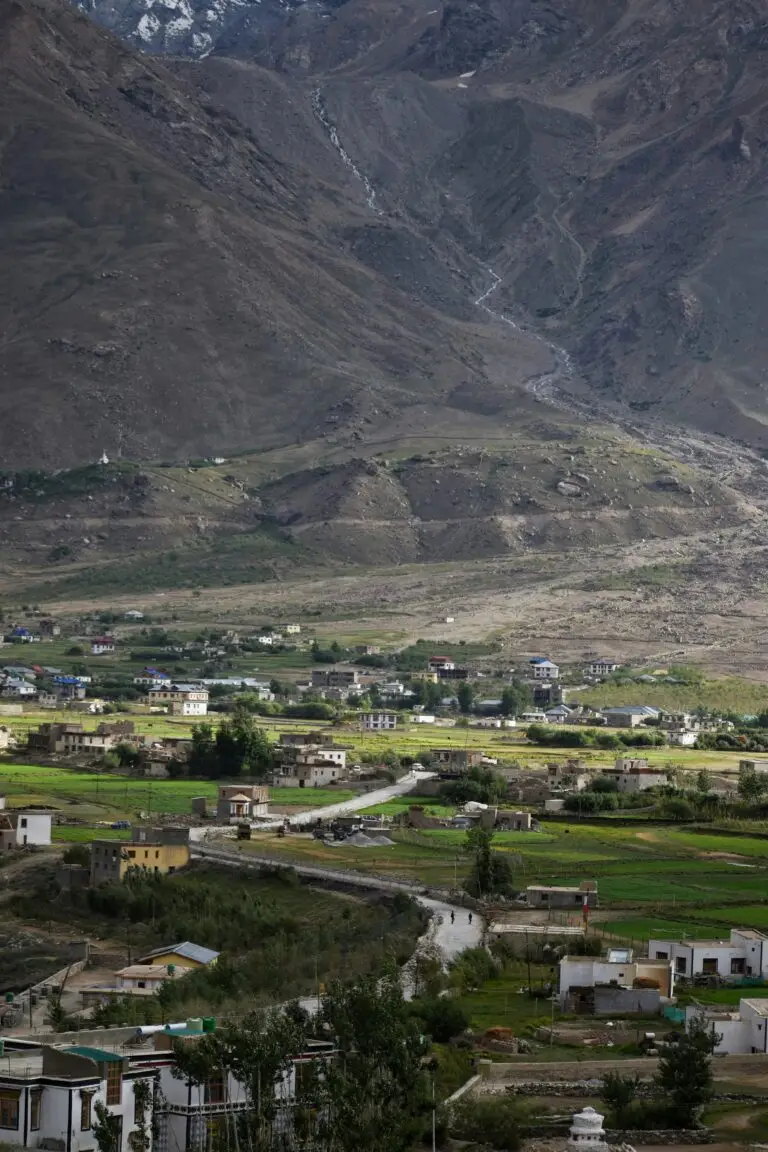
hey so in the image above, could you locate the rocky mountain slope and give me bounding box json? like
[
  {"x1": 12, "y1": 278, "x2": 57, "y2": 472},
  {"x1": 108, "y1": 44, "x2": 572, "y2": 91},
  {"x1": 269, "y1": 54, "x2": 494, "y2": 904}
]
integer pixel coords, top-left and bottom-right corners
[
  {"x1": 0, "y1": 0, "x2": 554, "y2": 469},
  {"x1": 5, "y1": 0, "x2": 768, "y2": 588},
  {"x1": 12, "y1": 0, "x2": 768, "y2": 469}
]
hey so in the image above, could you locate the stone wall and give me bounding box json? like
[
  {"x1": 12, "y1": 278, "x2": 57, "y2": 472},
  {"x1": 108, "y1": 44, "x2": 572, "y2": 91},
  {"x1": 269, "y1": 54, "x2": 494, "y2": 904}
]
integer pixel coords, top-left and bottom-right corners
[
  {"x1": 505, "y1": 1081, "x2": 763, "y2": 1104},
  {"x1": 606, "y1": 1131, "x2": 712, "y2": 1145}
]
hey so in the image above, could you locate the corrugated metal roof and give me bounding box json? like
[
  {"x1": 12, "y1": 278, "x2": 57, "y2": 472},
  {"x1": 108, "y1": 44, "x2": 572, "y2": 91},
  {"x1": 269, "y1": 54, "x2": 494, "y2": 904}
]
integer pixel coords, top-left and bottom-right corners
[
  {"x1": 138, "y1": 941, "x2": 219, "y2": 965},
  {"x1": 64, "y1": 1046, "x2": 124, "y2": 1063}
]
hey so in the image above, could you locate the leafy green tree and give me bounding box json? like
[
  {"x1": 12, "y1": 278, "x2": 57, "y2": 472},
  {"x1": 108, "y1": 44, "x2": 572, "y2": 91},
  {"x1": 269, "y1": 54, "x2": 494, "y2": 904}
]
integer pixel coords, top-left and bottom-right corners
[
  {"x1": 592, "y1": 775, "x2": 619, "y2": 793},
  {"x1": 189, "y1": 705, "x2": 273, "y2": 778},
  {"x1": 426, "y1": 680, "x2": 444, "y2": 710},
  {"x1": 172, "y1": 1007, "x2": 306, "y2": 1151},
  {"x1": 457, "y1": 681, "x2": 474, "y2": 714},
  {"x1": 500, "y1": 681, "x2": 531, "y2": 717},
  {"x1": 601, "y1": 1071, "x2": 639, "y2": 1128},
  {"x1": 738, "y1": 760, "x2": 767, "y2": 803},
  {"x1": 661, "y1": 797, "x2": 695, "y2": 822},
  {"x1": 449, "y1": 946, "x2": 499, "y2": 993},
  {"x1": 62, "y1": 844, "x2": 90, "y2": 867},
  {"x1": 188, "y1": 722, "x2": 217, "y2": 775},
  {"x1": 412, "y1": 997, "x2": 469, "y2": 1043},
  {"x1": 440, "y1": 765, "x2": 506, "y2": 806},
  {"x1": 92, "y1": 1101, "x2": 122, "y2": 1152},
  {"x1": 115, "y1": 741, "x2": 140, "y2": 770},
  {"x1": 696, "y1": 769, "x2": 710, "y2": 793},
  {"x1": 312, "y1": 972, "x2": 428, "y2": 1152},
  {"x1": 464, "y1": 826, "x2": 514, "y2": 898},
  {"x1": 654, "y1": 1015, "x2": 719, "y2": 1126}
]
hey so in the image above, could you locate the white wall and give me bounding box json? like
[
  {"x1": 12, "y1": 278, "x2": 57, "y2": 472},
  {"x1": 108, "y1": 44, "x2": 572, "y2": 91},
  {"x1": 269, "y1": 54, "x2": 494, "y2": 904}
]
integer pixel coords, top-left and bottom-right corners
[
  {"x1": 649, "y1": 939, "x2": 746, "y2": 979},
  {"x1": 739, "y1": 1001, "x2": 768, "y2": 1052},
  {"x1": 685, "y1": 1007, "x2": 752, "y2": 1055},
  {"x1": 16, "y1": 813, "x2": 51, "y2": 846},
  {"x1": 8, "y1": 1074, "x2": 144, "y2": 1152},
  {"x1": 181, "y1": 701, "x2": 208, "y2": 716},
  {"x1": 732, "y1": 932, "x2": 768, "y2": 978},
  {"x1": 559, "y1": 959, "x2": 635, "y2": 1004}
]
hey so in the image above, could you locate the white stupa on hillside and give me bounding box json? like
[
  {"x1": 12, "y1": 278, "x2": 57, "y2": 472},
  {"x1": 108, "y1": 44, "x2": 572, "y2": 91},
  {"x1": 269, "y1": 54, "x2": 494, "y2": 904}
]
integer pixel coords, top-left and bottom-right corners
[{"x1": 568, "y1": 1107, "x2": 606, "y2": 1149}]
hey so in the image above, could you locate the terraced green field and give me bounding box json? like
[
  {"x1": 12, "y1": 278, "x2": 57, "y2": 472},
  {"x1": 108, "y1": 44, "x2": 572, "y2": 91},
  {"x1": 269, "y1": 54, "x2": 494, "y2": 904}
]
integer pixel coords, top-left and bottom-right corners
[
  {"x1": 244, "y1": 818, "x2": 768, "y2": 944},
  {"x1": 0, "y1": 762, "x2": 353, "y2": 821}
]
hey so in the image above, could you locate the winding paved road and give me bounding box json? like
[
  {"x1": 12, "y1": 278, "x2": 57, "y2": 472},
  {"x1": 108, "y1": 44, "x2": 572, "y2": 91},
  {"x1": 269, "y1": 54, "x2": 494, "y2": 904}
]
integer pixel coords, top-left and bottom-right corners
[
  {"x1": 264, "y1": 768, "x2": 437, "y2": 828},
  {"x1": 193, "y1": 769, "x2": 482, "y2": 1006}
]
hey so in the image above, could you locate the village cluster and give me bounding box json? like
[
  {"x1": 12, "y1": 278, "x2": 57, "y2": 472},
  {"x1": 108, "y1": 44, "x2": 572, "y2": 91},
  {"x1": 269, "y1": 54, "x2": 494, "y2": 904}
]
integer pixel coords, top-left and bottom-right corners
[{"x1": 0, "y1": 615, "x2": 734, "y2": 751}]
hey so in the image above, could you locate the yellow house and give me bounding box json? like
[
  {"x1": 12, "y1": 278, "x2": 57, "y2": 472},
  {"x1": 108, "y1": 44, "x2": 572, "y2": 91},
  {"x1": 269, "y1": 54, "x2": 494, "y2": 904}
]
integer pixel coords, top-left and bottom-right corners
[
  {"x1": 90, "y1": 839, "x2": 190, "y2": 886},
  {"x1": 136, "y1": 941, "x2": 220, "y2": 969}
]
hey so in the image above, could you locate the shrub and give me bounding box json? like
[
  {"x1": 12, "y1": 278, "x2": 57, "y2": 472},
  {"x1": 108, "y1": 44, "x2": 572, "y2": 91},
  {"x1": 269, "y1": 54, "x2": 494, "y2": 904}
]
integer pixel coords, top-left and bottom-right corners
[
  {"x1": 448, "y1": 1095, "x2": 529, "y2": 1151},
  {"x1": 412, "y1": 998, "x2": 469, "y2": 1043},
  {"x1": 62, "y1": 845, "x2": 90, "y2": 867}
]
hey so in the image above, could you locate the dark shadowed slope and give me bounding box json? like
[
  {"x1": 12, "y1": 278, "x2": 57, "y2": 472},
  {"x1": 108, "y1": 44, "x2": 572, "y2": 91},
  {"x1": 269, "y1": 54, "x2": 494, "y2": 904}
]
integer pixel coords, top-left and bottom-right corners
[{"x1": 0, "y1": 0, "x2": 557, "y2": 468}]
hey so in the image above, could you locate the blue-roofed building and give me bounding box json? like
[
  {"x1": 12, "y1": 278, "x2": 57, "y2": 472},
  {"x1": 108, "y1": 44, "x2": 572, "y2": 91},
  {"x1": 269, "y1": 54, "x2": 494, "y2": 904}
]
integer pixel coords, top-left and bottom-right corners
[
  {"x1": 6, "y1": 626, "x2": 37, "y2": 643},
  {"x1": 529, "y1": 656, "x2": 560, "y2": 680},
  {"x1": 53, "y1": 675, "x2": 87, "y2": 701}
]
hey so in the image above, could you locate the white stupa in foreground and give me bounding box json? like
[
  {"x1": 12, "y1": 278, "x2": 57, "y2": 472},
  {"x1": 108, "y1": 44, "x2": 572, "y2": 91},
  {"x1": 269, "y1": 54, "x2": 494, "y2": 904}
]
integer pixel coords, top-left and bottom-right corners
[{"x1": 568, "y1": 1107, "x2": 607, "y2": 1149}]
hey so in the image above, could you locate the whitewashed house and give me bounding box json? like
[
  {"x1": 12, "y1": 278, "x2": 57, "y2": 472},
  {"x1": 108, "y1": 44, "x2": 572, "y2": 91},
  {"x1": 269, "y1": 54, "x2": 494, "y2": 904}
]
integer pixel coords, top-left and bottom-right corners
[
  {"x1": 0, "y1": 1043, "x2": 148, "y2": 1152},
  {"x1": 0, "y1": 811, "x2": 52, "y2": 851},
  {"x1": 360, "y1": 712, "x2": 398, "y2": 731},
  {"x1": 648, "y1": 928, "x2": 768, "y2": 980},
  {"x1": 685, "y1": 999, "x2": 768, "y2": 1054},
  {"x1": 147, "y1": 684, "x2": 208, "y2": 716},
  {"x1": 90, "y1": 636, "x2": 116, "y2": 655}
]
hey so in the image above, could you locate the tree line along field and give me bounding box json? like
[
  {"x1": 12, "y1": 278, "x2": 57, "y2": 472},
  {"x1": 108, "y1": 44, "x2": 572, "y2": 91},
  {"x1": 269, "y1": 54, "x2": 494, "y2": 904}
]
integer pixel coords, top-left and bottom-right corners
[{"x1": 1, "y1": 710, "x2": 757, "y2": 778}]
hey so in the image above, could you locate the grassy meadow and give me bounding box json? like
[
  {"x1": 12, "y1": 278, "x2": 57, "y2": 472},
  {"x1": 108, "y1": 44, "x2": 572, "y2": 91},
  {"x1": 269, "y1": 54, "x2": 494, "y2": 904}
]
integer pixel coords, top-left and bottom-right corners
[{"x1": 0, "y1": 761, "x2": 355, "y2": 826}]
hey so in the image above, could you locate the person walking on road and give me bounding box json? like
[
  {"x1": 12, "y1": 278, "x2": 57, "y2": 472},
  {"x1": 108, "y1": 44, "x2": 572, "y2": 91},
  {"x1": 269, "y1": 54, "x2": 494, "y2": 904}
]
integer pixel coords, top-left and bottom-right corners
[
  {"x1": 450, "y1": 910, "x2": 455, "y2": 924},
  {"x1": 468, "y1": 912, "x2": 473, "y2": 925}
]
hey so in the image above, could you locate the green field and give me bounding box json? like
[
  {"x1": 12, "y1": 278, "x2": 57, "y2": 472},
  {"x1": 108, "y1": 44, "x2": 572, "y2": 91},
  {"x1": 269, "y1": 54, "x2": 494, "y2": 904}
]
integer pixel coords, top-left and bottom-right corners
[
  {"x1": 0, "y1": 630, "x2": 317, "y2": 683},
  {"x1": 579, "y1": 675, "x2": 768, "y2": 715},
  {"x1": 243, "y1": 818, "x2": 768, "y2": 943},
  {"x1": 0, "y1": 762, "x2": 354, "y2": 821}
]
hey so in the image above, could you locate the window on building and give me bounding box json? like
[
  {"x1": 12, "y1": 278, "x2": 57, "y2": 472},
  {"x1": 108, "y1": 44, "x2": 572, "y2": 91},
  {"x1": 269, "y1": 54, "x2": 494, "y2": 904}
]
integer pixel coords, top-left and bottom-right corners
[
  {"x1": 127, "y1": 851, "x2": 136, "y2": 859},
  {"x1": 732, "y1": 958, "x2": 746, "y2": 975},
  {"x1": 20, "y1": 818, "x2": 27, "y2": 828},
  {"x1": 702, "y1": 958, "x2": 718, "y2": 975},
  {"x1": 205, "y1": 1076, "x2": 227, "y2": 1105},
  {"x1": 30, "y1": 1091, "x2": 42, "y2": 1131},
  {"x1": 0, "y1": 1091, "x2": 20, "y2": 1130},
  {"x1": 81, "y1": 1091, "x2": 94, "y2": 1130},
  {"x1": 675, "y1": 956, "x2": 687, "y2": 974},
  {"x1": 105, "y1": 1064, "x2": 123, "y2": 1106},
  {"x1": 655, "y1": 951, "x2": 669, "y2": 960},
  {"x1": 155, "y1": 851, "x2": 160, "y2": 859}
]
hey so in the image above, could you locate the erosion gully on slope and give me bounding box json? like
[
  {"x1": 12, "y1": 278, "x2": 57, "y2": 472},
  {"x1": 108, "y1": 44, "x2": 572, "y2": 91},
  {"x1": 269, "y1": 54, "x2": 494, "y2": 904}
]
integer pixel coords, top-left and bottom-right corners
[
  {"x1": 312, "y1": 88, "x2": 580, "y2": 406},
  {"x1": 310, "y1": 89, "x2": 768, "y2": 500}
]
